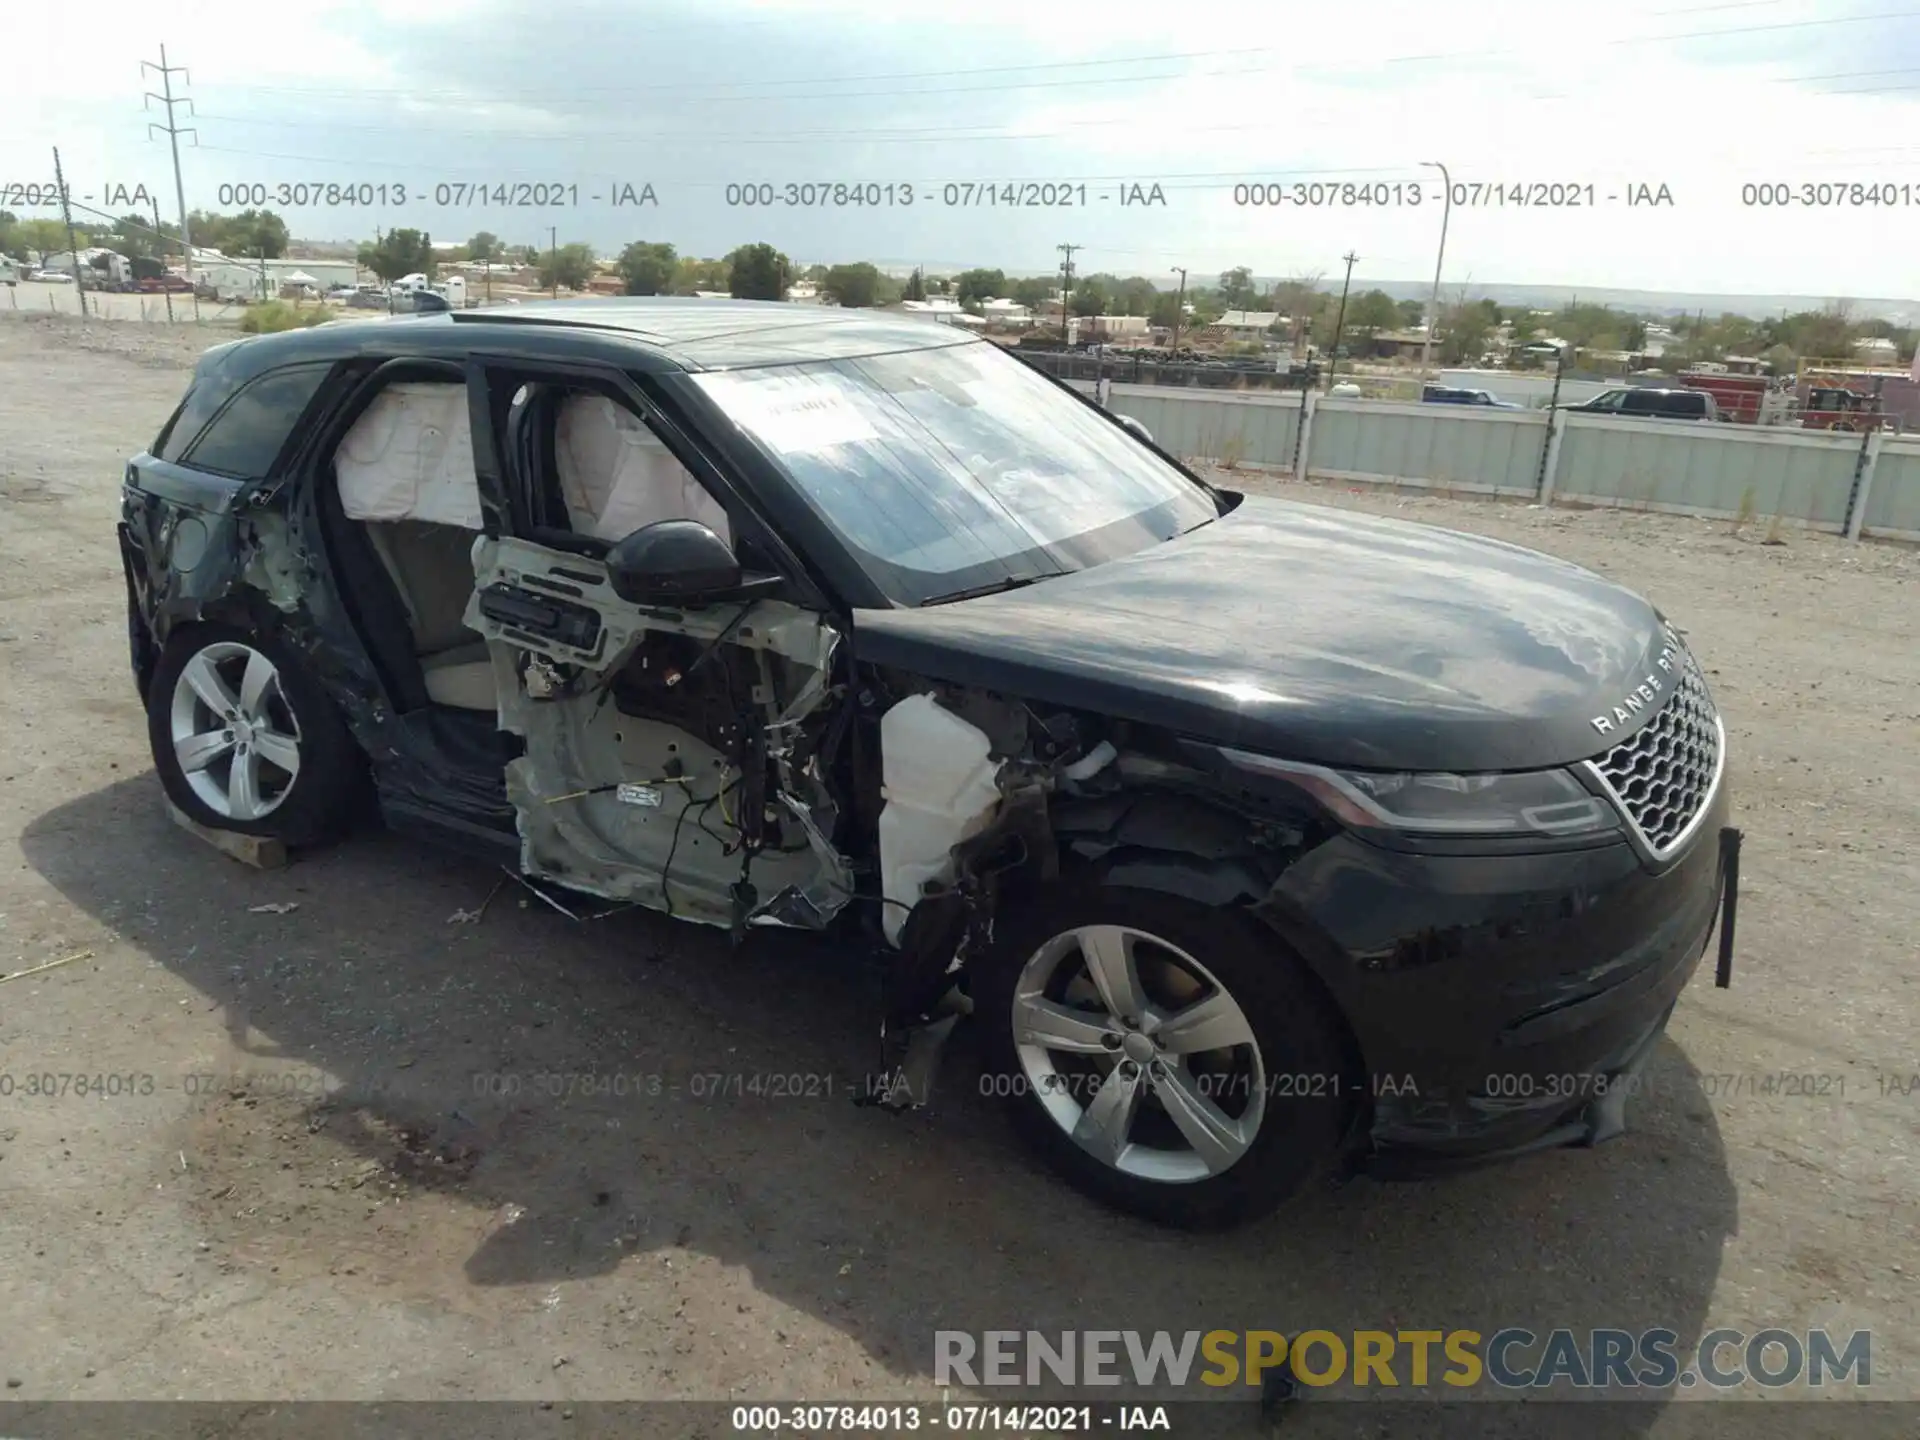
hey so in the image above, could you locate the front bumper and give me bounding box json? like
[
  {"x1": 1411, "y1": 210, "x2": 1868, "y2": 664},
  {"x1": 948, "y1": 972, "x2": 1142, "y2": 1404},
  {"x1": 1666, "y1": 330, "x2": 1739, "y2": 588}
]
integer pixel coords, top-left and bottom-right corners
[{"x1": 1254, "y1": 779, "x2": 1734, "y2": 1175}]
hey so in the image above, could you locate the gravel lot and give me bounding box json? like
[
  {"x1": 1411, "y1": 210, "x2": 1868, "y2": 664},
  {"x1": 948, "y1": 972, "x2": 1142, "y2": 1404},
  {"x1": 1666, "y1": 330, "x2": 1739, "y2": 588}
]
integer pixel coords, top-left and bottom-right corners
[{"x1": 0, "y1": 314, "x2": 1915, "y2": 1436}]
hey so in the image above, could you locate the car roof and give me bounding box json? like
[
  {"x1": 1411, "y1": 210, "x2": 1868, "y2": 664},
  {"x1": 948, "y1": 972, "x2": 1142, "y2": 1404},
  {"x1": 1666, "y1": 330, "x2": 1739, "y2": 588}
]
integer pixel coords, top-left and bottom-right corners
[{"x1": 200, "y1": 298, "x2": 978, "y2": 381}]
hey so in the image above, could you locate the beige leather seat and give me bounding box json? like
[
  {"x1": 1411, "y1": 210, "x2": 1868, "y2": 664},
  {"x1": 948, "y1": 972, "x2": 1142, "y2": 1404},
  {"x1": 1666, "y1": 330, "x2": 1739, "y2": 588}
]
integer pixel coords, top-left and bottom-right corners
[
  {"x1": 335, "y1": 383, "x2": 494, "y2": 712},
  {"x1": 554, "y1": 393, "x2": 732, "y2": 545}
]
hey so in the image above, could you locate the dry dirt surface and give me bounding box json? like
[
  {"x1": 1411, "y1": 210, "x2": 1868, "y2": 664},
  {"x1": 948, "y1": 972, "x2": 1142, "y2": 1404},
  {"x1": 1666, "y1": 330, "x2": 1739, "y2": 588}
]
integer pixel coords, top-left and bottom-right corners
[{"x1": 0, "y1": 314, "x2": 1915, "y2": 1437}]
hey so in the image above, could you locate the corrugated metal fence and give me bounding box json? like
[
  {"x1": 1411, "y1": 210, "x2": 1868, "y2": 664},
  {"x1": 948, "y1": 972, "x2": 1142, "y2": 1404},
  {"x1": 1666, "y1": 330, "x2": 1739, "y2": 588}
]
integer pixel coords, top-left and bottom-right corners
[{"x1": 1077, "y1": 382, "x2": 1919, "y2": 543}]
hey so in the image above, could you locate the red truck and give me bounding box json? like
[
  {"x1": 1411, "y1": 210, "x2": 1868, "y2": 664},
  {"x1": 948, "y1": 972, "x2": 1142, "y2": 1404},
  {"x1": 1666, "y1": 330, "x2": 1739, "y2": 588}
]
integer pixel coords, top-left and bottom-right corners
[{"x1": 1676, "y1": 371, "x2": 1794, "y2": 424}]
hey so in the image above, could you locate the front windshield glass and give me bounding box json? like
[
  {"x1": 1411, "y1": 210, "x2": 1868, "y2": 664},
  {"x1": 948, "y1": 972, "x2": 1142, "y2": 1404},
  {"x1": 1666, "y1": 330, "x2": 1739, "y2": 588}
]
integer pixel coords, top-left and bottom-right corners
[{"x1": 692, "y1": 340, "x2": 1219, "y2": 604}]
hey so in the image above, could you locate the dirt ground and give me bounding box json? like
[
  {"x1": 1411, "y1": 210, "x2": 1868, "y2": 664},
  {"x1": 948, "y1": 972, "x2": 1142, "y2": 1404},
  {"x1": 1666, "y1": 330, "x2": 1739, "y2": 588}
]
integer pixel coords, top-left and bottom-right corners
[{"x1": 0, "y1": 314, "x2": 1915, "y2": 1434}]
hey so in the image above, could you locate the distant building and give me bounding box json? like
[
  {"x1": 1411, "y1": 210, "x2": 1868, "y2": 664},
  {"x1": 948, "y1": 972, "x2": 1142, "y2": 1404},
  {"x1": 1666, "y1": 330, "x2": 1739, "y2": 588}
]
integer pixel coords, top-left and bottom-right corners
[
  {"x1": 190, "y1": 253, "x2": 358, "y2": 299},
  {"x1": 894, "y1": 297, "x2": 979, "y2": 326},
  {"x1": 786, "y1": 281, "x2": 826, "y2": 304},
  {"x1": 1210, "y1": 310, "x2": 1282, "y2": 339},
  {"x1": 1358, "y1": 328, "x2": 1435, "y2": 359},
  {"x1": 1854, "y1": 336, "x2": 1899, "y2": 362},
  {"x1": 1084, "y1": 314, "x2": 1149, "y2": 340},
  {"x1": 979, "y1": 297, "x2": 1033, "y2": 330}
]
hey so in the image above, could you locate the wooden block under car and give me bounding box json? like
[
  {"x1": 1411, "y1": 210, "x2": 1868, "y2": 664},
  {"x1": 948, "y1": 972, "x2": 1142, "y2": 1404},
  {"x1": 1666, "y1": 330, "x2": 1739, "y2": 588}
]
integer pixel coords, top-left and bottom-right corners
[{"x1": 165, "y1": 800, "x2": 289, "y2": 870}]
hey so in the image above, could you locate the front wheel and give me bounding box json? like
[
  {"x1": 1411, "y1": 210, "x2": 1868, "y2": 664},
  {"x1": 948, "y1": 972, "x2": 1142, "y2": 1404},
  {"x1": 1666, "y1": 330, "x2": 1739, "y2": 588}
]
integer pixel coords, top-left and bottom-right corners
[
  {"x1": 147, "y1": 622, "x2": 364, "y2": 847},
  {"x1": 975, "y1": 884, "x2": 1352, "y2": 1229}
]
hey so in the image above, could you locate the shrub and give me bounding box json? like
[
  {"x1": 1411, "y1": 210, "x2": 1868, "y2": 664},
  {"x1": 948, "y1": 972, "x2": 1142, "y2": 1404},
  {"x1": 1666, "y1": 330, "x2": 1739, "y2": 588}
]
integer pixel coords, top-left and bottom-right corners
[{"x1": 240, "y1": 301, "x2": 337, "y2": 334}]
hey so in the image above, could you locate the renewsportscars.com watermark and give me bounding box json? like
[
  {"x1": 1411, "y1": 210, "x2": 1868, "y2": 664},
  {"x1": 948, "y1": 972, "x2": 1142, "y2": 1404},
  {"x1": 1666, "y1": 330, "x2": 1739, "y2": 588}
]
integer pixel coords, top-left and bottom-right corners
[{"x1": 934, "y1": 1327, "x2": 1872, "y2": 1393}]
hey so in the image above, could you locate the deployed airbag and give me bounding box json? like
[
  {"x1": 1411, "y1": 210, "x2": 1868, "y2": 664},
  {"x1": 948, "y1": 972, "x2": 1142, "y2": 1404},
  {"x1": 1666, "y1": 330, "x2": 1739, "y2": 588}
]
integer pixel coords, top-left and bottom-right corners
[
  {"x1": 555, "y1": 394, "x2": 732, "y2": 545},
  {"x1": 336, "y1": 382, "x2": 483, "y2": 528}
]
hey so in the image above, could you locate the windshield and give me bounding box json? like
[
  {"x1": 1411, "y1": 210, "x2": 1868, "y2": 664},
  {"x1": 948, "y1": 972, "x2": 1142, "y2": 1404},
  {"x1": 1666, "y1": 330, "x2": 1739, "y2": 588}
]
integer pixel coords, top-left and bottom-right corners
[{"x1": 692, "y1": 341, "x2": 1219, "y2": 605}]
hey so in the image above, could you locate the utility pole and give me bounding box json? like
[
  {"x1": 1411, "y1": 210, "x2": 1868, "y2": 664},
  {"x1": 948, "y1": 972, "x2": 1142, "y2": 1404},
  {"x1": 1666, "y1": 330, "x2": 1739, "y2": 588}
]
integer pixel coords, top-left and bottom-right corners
[
  {"x1": 149, "y1": 192, "x2": 174, "y2": 321},
  {"x1": 549, "y1": 225, "x2": 558, "y2": 297},
  {"x1": 51, "y1": 149, "x2": 88, "y2": 318},
  {"x1": 1418, "y1": 160, "x2": 1452, "y2": 376},
  {"x1": 1057, "y1": 241, "x2": 1079, "y2": 340},
  {"x1": 1325, "y1": 250, "x2": 1358, "y2": 392},
  {"x1": 1169, "y1": 266, "x2": 1187, "y2": 356},
  {"x1": 142, "y1": 45, "x2": 197, "y2": 320}
]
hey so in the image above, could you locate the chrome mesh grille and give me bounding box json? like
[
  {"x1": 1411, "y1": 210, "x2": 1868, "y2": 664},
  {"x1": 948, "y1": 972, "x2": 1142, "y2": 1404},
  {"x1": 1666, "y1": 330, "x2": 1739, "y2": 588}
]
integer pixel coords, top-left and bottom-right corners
[{"x1": 1589, "y1": 645, "x2": 1721, "y2": 856}]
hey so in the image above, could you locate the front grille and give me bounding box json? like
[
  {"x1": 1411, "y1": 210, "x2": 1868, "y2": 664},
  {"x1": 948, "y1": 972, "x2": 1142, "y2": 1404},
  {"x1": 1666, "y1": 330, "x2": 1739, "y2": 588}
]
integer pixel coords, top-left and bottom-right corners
[{"x1": 1587, "y1": 643, "x2": 1722, "y2": 858}]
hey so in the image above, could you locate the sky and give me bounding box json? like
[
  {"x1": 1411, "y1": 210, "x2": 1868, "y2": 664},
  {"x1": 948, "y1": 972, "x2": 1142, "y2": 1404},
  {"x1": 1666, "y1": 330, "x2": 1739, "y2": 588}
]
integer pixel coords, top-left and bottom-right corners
[{"x1": 7, "y1": 0, "x2": 1920, "y2": 298}]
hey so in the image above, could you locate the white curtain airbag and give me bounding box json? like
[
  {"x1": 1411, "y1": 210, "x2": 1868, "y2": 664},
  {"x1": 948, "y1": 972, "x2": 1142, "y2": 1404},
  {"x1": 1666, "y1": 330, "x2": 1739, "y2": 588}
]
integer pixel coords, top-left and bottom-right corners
[
  {"x1": 554, "y1": 394, "x2": 731, "y2": 545},
  {"x1": 336, "y1": 382, "x2": 483, "y2": 528}
]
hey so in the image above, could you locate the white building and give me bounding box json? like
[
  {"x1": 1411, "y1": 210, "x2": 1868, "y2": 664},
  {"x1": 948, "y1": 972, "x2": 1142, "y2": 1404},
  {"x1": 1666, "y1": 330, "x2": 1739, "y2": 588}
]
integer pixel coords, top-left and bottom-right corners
[
  {"x1": 1212, "y1": 310, "x2": 1283, "y2": 338},
  {"x1": 191, "y1": 253, "x2": 358, "y2": 300},
  {"x1": 895, "y1": 297, "x2": 979, "y2": 327},
  {"x1": 979, "y1": 297, "x2": 1033, "y2": 329}
]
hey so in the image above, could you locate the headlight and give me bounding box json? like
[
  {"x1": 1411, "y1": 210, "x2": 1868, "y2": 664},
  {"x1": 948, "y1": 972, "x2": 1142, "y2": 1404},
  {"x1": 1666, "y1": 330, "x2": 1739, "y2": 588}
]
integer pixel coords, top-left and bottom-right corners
[{"x1": 1217, "y1": 748, "x2": 1619, "y2": 838}]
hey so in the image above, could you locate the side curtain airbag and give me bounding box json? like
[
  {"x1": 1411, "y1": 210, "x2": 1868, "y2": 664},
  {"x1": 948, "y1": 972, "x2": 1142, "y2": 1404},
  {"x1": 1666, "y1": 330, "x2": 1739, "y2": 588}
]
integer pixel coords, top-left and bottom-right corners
[{"x1": 336, "y1": 382, "x2": 484, "y2": 528}]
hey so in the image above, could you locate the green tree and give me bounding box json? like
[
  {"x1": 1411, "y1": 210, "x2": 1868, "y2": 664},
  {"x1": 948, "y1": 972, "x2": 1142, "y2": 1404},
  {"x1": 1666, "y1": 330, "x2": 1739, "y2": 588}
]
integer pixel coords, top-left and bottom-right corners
[
  {"x1": 539, "y1": 242, "x2": 597, "y2": 292},
  {"x1": 1345, "y1": 289, "x2": 1399, "y2": 338},
  {"x1": 823, "y1": 261, "x2": 883, "y2": 308},
  {"x1": 617, "y1": 239, "x2": 677, "y2": 295},
  {"x1": 224, "y1": 209, "x2": 290, "y2": 258},
  {"x1": 1008, "y1": 276, "x2": 1052, "y2": 311},
  {"x1": 1217, "y1": 265, "x2": 1259, "y2": 311},
  {"x1": 1109, "y1": 275, "x2": 1159, "y2": 316},
  {"x1": 467, "y1": 231, "x2": 501, "y2": 263},
  {"x1": 727, "y1": 242, "x2": 790, "y2": 300},
  {"x1": 109, "y1": 213, "x2": 165, "y2": 260},
  {"x1": 903, "y1": 266, "x2": 926, "y2": 302},
  {"x1": 1070, "y1": 275, "x2": 1109, "y2": 317},
  {"x1": 955, "y1": 267, "x2": 1008, "y2": 305},
  {"x1": 673, "y1": 256, "x2": 731, "y2": 294},
  {"x1": 14, "y1": 218, "x2": 82, "y2": 256},
  {"x1": 803, "y1": 263, "x2": 830, "y2": 283},
  {"x1": 1396, "y1": 298, "x2": 1426, "y2": 328},
  {"x1": 1149, "y1": 288, "x2": 1186, "y2": 330},
  {"x1": 925, "y1": 273, "x2": 950, "y2": 295},
  {"x1": 1438, "y1": 300, "x2": 1496, "y2": 365},
  {"x1": 0, "y1": 209, "x2": 15, "y2": 258},
  {"x1": 358, "y1": 228, "x2": 436, "y2": 282}
]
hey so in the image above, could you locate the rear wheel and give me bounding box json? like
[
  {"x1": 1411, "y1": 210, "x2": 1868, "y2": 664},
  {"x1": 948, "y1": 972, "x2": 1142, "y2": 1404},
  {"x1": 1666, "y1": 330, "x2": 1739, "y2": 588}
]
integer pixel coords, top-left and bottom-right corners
[
  {"x1": 976, "y1": 884, "x2": 1351, "y2": 1229},
  {"x1": 147, "y1": 622, "x2": 364, "y2": 846}
]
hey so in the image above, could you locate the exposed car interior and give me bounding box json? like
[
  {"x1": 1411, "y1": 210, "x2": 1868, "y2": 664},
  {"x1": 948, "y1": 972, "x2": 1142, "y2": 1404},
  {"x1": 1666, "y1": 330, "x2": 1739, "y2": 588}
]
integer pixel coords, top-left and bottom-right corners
[
  {"x1": 331, "y1": 379, "x2": 732, "y2": 715},
  {"x1": 334, "y1": 381, "x2": 494, "y2": 710}
]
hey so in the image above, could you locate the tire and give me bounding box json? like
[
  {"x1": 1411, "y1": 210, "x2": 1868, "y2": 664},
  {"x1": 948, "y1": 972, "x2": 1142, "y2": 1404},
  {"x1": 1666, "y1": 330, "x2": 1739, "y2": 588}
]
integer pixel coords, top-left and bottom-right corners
[
  {"x1": 976, "y1": 883, "x2": 1351, "y2": 1230},
  {"x1": 147, "y1": 621, "x2": 365, "y2": 847}
]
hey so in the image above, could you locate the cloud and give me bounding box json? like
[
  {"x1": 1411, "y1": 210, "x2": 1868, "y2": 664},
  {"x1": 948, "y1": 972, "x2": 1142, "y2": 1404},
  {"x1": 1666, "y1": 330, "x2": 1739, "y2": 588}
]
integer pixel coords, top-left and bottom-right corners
[{"x1": 5, "y1": 0, "x2": 1920, "y2": 296}]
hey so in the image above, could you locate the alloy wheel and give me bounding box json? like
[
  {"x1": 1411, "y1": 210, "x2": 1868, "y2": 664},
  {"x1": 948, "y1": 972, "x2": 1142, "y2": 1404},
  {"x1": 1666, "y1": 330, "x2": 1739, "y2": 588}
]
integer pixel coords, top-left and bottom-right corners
[
  {"x1": 1010, "y1": 924, "x2": 1266, "y2": 1183},
  {"x1": 168, "y1": 640, "x2": 303, "y2": 821}
]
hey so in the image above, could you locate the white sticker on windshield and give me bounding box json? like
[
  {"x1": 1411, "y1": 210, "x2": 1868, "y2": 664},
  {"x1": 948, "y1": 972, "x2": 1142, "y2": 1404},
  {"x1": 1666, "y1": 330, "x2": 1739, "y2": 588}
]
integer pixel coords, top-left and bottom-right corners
[{"x1": 714, "y1": 379, "x2": 879, "y2": 454}]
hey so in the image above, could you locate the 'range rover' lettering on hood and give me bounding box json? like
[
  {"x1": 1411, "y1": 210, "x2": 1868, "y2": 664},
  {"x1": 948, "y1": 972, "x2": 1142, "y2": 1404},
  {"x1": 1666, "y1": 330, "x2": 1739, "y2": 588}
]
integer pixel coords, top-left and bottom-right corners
[{"x1": 1591, "y1": 641, "x2": 1682, "y2": 734}]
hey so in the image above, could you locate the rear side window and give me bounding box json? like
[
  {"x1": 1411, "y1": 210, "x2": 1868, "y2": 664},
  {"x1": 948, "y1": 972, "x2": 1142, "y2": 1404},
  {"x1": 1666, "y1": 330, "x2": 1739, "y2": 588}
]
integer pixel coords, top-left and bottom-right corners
[
  {"x1": 179, "y1": 364, "x2": 332, "y2": 478},
  {"x1": 154, "y1": 379, "x2": 228, "y2": 462}
]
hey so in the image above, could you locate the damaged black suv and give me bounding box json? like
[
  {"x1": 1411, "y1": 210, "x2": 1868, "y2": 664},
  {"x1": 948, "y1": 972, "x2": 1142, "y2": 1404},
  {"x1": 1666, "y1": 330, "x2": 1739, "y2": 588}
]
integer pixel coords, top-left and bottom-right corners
[{"x1": 120, "y1": 300, "x2": 1737, "y2": 1228}]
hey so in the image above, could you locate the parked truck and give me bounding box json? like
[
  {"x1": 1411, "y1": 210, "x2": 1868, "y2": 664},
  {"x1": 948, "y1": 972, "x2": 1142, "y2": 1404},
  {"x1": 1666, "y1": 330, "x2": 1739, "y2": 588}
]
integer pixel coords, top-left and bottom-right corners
[{"x1": 1677, "y1": 370, "x2": 1795, "y2": 425}]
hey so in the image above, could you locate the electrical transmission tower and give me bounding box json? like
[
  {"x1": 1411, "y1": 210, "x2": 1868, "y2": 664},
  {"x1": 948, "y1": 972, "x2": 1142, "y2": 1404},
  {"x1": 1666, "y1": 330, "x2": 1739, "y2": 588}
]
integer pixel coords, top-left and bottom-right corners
[{"x1": 142, "y1": 45, "x2": 198, "y2": 301}]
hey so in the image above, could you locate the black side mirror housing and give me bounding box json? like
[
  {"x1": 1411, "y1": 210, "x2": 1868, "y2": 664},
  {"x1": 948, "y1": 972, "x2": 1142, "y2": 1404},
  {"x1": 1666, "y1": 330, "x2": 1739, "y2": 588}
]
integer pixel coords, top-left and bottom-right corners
[{"x1": 605, "y1": 520, "x2": 783, "y2": 607}]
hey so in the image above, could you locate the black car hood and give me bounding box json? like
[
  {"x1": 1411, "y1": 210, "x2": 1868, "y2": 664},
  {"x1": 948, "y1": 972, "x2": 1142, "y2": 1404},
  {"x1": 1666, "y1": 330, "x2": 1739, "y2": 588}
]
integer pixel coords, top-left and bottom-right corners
[{"x1": 851, "y1": 493, "x2": 1670, "y2": 772}]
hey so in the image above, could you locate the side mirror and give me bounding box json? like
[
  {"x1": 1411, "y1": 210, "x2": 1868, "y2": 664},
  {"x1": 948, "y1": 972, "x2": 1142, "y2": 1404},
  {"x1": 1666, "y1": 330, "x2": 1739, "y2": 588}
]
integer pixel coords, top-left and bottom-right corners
[
  {"x1": 1115, "y1": 413, "x2": 1154, "y2": 445},
  {"x1": 606, "y1": 520, "x2": 742, "y2": 605}
]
